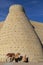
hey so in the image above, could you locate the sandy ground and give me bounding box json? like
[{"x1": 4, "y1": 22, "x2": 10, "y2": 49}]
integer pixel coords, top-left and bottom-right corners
[{"x1": 0, "y1": 62, "x2": 43, "y2": 65}]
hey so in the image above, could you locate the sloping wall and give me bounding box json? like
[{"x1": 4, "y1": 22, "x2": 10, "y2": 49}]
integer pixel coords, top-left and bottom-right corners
[
  {"x1": 31, "y1": 20, "x2": 43, "y2": 45},
  {"x1": 0, "y1": 5, "x2": 42, "y2": 62}
]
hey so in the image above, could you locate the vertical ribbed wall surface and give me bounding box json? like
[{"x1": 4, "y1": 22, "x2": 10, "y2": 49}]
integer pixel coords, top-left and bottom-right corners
[{"x1": 0, "y1": 5, "x2": 43, "y2": 62}]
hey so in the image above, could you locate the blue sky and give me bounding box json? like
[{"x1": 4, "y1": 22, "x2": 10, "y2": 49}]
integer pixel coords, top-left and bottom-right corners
[{"x1": 0, "y1": 0, "x2": 43, "y2": 23}]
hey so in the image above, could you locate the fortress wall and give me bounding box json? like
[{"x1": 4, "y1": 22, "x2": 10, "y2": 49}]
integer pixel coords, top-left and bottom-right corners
[
  {"x1": 31, "y1": 21, "x2": 43, "y2": 45},
  {"x1": 0, "y1": 5, "x2": 43, "y2": 62}
]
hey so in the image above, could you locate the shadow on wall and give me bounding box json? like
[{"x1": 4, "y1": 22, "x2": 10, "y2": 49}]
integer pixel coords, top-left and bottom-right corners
[
  {"x1": 25, "y1": 15, "x2": 43, "y2": 49},
  {"x1": 31, "y1": 24, "x2": 43, "y2": 49},
  {"x1": 34, "y1": 29, "x2": 43, "y2": 49}
]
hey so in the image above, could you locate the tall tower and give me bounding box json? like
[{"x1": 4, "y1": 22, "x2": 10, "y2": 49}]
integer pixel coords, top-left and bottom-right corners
[{"x1": 0, "y1": 5, "x2": 43, "y2": 62}]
